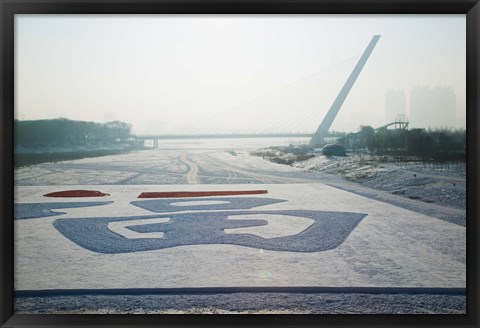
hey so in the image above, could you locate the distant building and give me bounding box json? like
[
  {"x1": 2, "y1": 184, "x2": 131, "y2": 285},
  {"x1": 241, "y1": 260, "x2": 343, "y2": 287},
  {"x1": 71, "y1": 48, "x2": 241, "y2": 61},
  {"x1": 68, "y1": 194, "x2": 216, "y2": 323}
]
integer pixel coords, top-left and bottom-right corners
[
  {"x1": 409, "y1": 85, "x2": 456, "y2": 129},
  {"x1": 385, "y1": 89, "x2": 406, "y2": 124}
]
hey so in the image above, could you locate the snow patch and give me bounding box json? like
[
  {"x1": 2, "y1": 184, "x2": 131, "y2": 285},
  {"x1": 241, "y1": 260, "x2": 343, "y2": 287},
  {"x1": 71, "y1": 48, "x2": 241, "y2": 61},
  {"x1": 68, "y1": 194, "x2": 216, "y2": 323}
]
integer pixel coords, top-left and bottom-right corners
[
  {"x1": 108, "y1": 218, "x2": 170, "y2": 239},
  {"x1": 224, "y1": 214, "x2": 314, "y2": 239}
]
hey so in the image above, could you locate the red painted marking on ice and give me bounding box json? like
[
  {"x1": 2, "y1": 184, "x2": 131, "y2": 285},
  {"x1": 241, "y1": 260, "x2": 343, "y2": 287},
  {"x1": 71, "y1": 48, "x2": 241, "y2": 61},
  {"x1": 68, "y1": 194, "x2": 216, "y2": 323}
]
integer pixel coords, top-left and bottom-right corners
[
  {"x1": 137, "y1": 190, "x2": 268, "y2": 198},
  {"x1": 44, "y1": 190, "x2": 110, "y2": 198}
]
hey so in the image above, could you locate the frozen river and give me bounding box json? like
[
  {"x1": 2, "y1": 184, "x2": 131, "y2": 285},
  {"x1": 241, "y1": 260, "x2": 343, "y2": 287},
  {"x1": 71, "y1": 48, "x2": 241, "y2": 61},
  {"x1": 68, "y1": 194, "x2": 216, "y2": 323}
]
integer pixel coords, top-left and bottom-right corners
[
  {"x1": 15, "y1": 137, "x2": 327, "y2": 186},
  {"x1": 13, "y1": 137, "x2": 466, "y2": 314}
]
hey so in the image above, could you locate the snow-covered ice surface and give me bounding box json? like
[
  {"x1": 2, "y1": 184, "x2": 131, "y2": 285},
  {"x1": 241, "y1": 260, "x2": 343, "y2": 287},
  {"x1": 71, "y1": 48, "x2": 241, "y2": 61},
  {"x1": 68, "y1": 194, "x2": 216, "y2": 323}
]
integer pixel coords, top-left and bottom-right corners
[
  {"x1": 15, "y1": 183, "x2": 465, "y2": 290},
  {"x1": 13, "y1": 139, "x2": 466, "y2": 313}
]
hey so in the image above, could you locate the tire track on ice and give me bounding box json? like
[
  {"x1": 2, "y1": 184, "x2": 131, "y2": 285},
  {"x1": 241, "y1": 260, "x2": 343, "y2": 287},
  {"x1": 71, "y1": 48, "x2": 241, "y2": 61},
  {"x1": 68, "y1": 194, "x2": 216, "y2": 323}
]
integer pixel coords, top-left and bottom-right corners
[{"x1": 179, "y1": 153, "x2": 199, "y2": 184}]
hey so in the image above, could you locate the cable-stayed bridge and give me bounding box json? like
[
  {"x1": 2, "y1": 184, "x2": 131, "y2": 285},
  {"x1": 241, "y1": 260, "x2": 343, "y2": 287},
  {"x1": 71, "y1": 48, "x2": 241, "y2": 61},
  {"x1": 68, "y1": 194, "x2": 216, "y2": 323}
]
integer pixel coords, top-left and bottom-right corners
[{"x1": 134, "y1": 36, "x2": 381, "y2": 148}]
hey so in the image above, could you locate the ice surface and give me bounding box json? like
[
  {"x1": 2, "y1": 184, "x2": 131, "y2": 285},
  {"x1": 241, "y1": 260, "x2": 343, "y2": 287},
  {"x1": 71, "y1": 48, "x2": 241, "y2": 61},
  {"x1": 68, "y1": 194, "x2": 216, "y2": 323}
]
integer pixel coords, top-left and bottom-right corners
[
  {"x1": 15, "y1": 184, "x2": 465, "y2": 290},
  {"x1": 13, "y1": 139, "x2": 465, "y2": 291}
]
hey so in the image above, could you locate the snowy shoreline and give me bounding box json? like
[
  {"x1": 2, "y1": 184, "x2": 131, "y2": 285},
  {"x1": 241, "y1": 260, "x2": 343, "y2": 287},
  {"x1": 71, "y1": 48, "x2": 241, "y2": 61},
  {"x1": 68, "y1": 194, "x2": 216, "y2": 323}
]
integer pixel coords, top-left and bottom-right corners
[
  {"x1": 14, "y1": 144, "x2": 147, "y2": 167},
  {"x1": 293, "y1": 154, "x2": 466, "y2": 210}
]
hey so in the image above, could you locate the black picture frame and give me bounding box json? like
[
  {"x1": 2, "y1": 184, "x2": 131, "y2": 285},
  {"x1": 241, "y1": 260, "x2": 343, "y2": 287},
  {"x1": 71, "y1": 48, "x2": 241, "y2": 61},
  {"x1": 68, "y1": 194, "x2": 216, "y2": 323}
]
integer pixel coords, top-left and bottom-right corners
[{"x1": 1, "y1": 0, "x2": 479, "y2": 327}]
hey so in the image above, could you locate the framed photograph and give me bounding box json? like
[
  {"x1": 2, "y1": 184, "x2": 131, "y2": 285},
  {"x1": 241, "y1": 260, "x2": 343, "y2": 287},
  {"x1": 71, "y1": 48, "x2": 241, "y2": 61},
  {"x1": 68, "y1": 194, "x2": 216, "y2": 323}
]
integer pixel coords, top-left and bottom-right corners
[{"x1": 1, "y1": 0, "x2": 478, "y2": 327}]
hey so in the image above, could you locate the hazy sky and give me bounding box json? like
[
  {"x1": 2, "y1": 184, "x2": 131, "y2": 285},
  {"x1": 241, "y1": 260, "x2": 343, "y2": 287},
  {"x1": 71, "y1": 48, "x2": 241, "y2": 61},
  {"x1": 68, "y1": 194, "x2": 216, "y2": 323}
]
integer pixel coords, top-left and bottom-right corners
[{"x1": 15, "y1": 14, "x2": 466, "y2": 134}]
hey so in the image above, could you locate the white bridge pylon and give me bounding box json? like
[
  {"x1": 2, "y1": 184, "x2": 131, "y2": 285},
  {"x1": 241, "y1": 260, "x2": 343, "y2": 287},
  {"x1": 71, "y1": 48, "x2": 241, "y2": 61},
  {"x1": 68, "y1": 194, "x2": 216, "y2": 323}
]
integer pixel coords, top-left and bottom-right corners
[{"x1": 309, "y1": 35, "x2": 381, "y2": 147}]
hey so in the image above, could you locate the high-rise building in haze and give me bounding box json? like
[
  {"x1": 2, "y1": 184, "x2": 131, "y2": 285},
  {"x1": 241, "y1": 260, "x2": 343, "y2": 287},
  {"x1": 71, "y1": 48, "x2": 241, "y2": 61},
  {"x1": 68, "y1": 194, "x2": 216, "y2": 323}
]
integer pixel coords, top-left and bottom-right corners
[
  {"x1": 409, "y1": 86, "x2": 456, "y2": 129},
  {"x1": 385, "y1": 89, "x2": 406, "y2": 124}
]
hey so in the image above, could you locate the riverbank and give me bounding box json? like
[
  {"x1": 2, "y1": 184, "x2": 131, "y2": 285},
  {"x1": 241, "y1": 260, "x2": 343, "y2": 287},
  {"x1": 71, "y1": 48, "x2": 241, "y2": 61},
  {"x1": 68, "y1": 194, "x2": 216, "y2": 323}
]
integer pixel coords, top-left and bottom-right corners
[
  {"x1": 250, "y1": 147, "x2": 466, "y2": 211},
  {"x1": 294, "y1": 155, "x2": 466, "y2": 210},
  {"x1": 14, "y1": 144, "x2": 148, "y2": 168}
]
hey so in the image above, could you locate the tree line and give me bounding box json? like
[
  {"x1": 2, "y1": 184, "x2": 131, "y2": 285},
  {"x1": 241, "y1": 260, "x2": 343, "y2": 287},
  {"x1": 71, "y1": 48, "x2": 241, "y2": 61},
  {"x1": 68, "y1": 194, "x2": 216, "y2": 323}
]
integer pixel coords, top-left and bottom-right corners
[
  {"x1": 339, "y1": 126, "x2": 466, "y2": 162},
  {"x1": 15, "y1": 118, "x2": 133, "y2": 148}
]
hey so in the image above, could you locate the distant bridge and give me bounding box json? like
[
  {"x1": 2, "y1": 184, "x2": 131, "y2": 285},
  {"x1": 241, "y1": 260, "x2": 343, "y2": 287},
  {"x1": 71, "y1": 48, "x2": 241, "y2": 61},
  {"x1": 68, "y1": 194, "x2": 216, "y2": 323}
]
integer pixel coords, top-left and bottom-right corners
[
  {"x1": 135, "y1": 35, "x2": 381, "y2": 149},
  {"x1": 133, "y1": 133, "x2": 314, "y2": 148},
  {"x1": 309, "y1": 35, "x2": 381, "y2": 147},
  {"x1": 132, "y1": 132, "x2": 352, "y2": 148}
]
